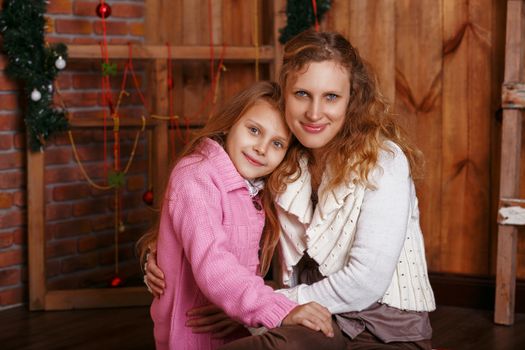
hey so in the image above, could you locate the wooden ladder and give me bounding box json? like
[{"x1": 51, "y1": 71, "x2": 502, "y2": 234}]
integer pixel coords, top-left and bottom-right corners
[{"x1": 495, "y1": 0, "x2": 525, "y2": 326}]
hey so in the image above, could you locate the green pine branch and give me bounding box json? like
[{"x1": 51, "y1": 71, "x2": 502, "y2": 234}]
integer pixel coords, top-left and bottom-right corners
[
  {"x1": 279, "y1": 0, "x2": 332, "y2": 44},
  {"x1": 0, "y1": 0, "x2": 69, "y2": 151}
]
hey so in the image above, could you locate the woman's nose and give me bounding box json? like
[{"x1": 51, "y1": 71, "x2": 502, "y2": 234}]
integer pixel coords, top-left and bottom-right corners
[{"x1": 305, "y1": 100, "x2": 322, "y2": 121}]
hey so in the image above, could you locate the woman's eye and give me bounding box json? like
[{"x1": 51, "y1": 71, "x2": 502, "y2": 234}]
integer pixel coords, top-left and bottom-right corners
[
  {"x1": 326, "y1": 93, "x2": 338, "y2": 101},
  {"x1": 248, "y1": 127, "x2": 259, "y2": 135},
  {"x1": 295, "y1": 90, "x2": 308, "y2": 97}
]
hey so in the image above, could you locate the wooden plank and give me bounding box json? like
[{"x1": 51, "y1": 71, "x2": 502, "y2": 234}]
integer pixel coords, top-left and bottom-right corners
[
  {"x1": 271, "y1": 0, "x2": 286, "y2": 82},
  {"x1": 28, "y1": 150, "x2": 46, "y2": 310},
  {"x1": 502, "y1": 83, "x2": 525, "y2": 109},
  {"x1": 44, "y1": 288, "x2": 152, "y2": 310},
  {"x1": 151, "y1": 60, "x2": 169, "y2": 196},
  {"x1": 394, "y1": 0, "x2": 443, "y2": 272},
  {"x1": 67, "y1": 45, "x2": 275, "y2": 61},
  {"x1": 68, "y1": 117, "x2": 160, "y2": 129},
  {"x1": 441, "y1": 0, "x2": 492, "y2": 275},
  {"x1": 494, "y1": 0, "x2": 525, "y2": 325},
  {"x1": 327, "y1": 0, "x2": 396, "y2": 103}
]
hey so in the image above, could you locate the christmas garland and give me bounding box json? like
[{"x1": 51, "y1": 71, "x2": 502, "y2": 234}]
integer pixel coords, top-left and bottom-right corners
[
  {"x1": 0, "y1": 0, "x2": 68, "y2": 151},
  {"x1": 279, "y1": 0, "x2": 332, "y2": 44}
]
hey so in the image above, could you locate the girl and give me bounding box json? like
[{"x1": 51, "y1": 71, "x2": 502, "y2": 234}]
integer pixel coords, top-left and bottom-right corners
[
  {"x1": 138, "y1": 81, "x2": 334, "y2": 350},
  {"x1": 147, "y1": 31, "x2": 436, "y2": 350}
]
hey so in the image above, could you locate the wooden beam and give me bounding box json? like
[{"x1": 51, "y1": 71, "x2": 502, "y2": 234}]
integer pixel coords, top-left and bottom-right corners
[
  {"x1": 68, "y1": 117, "x2": 160, "y2": 129},
  {"x1": 27, "y1": 150, "x2": 46, "y2": 310},
  {"x1": 68, "y1": 44, "x2": 275, "y2": 61},
  {"x1": 502, "y1": 82, "x2": 525, "y2": 108},
  {"x1": 44, "y1": 288, "x2": 152, "y2": 310},
  {"x1": 495, "y1": 0, "x2": 525, "y2": 326}
]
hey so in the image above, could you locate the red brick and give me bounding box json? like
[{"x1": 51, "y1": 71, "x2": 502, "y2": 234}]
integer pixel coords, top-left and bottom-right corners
[
  {"x1": 126, "y1": 175, "x2": 145, "y2": 191},
  {"x1": 0, "y1": 134, "x2": 13, "y2": 150},
  {"x1": 12, "y1": 228, "x2": 24, "y2": 245},
  {"x1": 55, "y1": 19, "x2": 93, "y2": 35},
  {"x1": 0, "y1": 151, "x2": 23, "y2": 170},
  {"x1": 45, "y1": 166, "x2": 81, "y2": 184},
  {"x1": 128, "y1": 23, "x2": 145, "y2": 37},
  {"x1": 78, "y1": 236, "x2": 97, "y2": 252},
  {"x1": 71, "y1": 37, "x2": 99, "y2": 45},
  {"x1": 0, "y1": 287, "x2": 24, "y2": 306},
  {"x1": 46, "y1": 260, "x2": 61, "y2": 277},
  {"x1": 73, "y1": 198, "x2": 108, "y2": 216},
  {"x1": 0, "y1": 192, "x2": 14, "y2": 209},
  {"x1": 73, "y1": 1, "x2": 100, "y2": 17},
  {"x1": 0, "y1": 94, "x2": 19, "y2": 110},
  {"x1": 61, "y1": 91, "x2": 99, "y2": 108},
  {"x1": 0, "y1": 114, "x2": 22, "y2": 131},
  {"x1": 94, "y1": 21, "x2": 128, "y2": 36},
  {"x1": 76, "y1": 144, "x2": 106, "y2": 162},
  {"x1": 0, "y1": 232, "x2": 14, "y2": 249},
  {"x1": 98, "y1": 248, "x2": 114, "y2": 265},
  {"x1": 112, "y1": 3, "x2": 144, "y2": 18},
  {"x1": 53, "y1": 183, "x2": 90, "y2": 201},
  {"x1": 56, "y1": 73, "x2": 73, "y2": 90},
  {"x1": 46, "y1": 239, "x2": 77, "y2": 258},
  {"x1": 48, "y1": 219, "x2": 92, "y2": 239},
  {"x1": 45, "y1": 147, "x2": 72, "y2": 165},
  {"x1": 72, "y1": 74, "x2": 103, "y2": 89},
  {"x1": 0, "y1": 55, "x2": 7, "y2": 69},
  {"x1": 45, "y1": 36, "x2": 73, "y2": 44},
  {"x1": 91, "y1": 215, "x2": 113, "y2": 231},
  {"x1": 0, "y1": 171, "x2": 24, "y2": 189},
  {"x1": 0, "y1": 268, "x2": 22, "y2": 287},
  {"x1": 47, "y1": 0, "x2": 72, "y2": 14},
  {"x1": 61, "y1": 252, "x2": 98, "y2": 273},
  {"x1": 0, "y1": 74, "x2": 18, "y2": 91},
  {"x1": 0, "y1": 210, "x2": 24, "y2": 229},
  {"x1": 13, "y1": 133, "x2": 25, "y2": 149},
  {"x1": 0, "y1": 248, "x2": 24, "y2": 268},
  {"x1": 13, "y1": 191, "x2": 25, "y2": 207},
  {"x1": 45, "y1": 203, "x2": 73, "y2": 221}
]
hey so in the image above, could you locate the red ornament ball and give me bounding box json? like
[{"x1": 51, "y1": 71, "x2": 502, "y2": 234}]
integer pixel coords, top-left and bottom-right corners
[
  {"x1": 110, "y1": 276, "x2": 122, "y2": 287},
  {"x1": 96, "y1": 3, "x2": 112, "y2": 19},
  {"x1": 142, "y1": 190, "x2": 154, "y2": 205}
]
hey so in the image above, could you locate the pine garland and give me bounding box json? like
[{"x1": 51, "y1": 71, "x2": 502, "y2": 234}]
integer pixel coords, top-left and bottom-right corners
[
  {"x1": 0, "y1": 0, "x2": 69, "y2": 151},
  {"x1": 279, "y1": 0, "x2": 332, "y2": 44}
]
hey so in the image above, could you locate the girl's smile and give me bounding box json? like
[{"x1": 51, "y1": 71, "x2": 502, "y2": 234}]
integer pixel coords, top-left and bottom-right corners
[{"x1": 225, "y1": 100, "x2": 290, "y2": 180}]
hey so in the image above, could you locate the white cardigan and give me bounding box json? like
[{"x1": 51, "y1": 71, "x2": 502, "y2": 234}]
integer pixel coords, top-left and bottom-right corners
[{"x1": 275, "y1": 142, "x2": 436, "y2": 313}]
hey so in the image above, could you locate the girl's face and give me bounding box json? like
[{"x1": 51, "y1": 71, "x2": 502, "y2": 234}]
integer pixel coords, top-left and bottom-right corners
[
  {"x1": 225, "y1": 100, "x2": 290, "y2": 180},
  {"x1": 284, "y1": 60, "x2": 350, "y2": 151}
]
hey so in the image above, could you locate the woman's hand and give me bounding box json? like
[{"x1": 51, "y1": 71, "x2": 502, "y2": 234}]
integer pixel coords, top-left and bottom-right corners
[
  {"x1": 144, "y1": 248, "x2": 166, "y2": 297},
  {"x1": 186, "y1": 304, "x2": 243, "y2": 338},
  {"x1": 282, "y1": 302, "x2": 334, "y2": 337}
]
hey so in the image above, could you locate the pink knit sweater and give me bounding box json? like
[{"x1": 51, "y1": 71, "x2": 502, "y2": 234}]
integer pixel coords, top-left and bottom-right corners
[{"x1": 151, "y1": 138, "x2": 297, "y2": 350}]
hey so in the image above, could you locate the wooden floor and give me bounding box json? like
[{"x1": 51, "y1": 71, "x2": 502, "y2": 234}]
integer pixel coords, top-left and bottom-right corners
[{"x1": 1, "y1": 305, "x2": 525, "y2": 349}]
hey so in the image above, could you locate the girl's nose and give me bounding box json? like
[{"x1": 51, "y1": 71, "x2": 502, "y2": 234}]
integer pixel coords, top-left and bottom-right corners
[{"x1": 253, "y1": 142, "x2": 266, "y2": 155}]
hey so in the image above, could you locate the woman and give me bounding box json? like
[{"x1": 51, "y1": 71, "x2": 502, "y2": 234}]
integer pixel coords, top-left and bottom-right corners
[{"x1": 145, "y1": 30, "x2": 435, "y2": 349}]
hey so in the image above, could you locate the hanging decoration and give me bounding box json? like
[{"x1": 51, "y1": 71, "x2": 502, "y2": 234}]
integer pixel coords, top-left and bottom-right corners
[
  {"x1": 279, "y1": 0, "x2": 332, "y2": 44},
  {"x1": 0, "y1": 0, "x2": 69, "y2": 151},
  {"x1": 96, "y1": 2, "x2": 112, "y2": 19}
]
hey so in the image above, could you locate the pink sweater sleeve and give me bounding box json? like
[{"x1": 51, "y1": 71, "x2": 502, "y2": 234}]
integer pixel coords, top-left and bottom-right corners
[{"x1": 168, "y1": 175, "x2": 297, "y2": 329}]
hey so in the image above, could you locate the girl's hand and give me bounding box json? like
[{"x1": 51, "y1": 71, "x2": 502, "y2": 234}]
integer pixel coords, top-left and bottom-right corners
[
  {"x1": 144, "y1": 249, "x2": 166, "y2": 297},
  {"x1": 186, "y1": 304, "x2": 243, "y2": 338},
  {"x1": 282, "y1": 302, "x2": 334, "y2": 337}
]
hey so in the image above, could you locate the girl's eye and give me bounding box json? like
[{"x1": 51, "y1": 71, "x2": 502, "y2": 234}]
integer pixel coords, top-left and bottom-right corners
[
  {"x1": 248, "y1": 127, "x2": 260, "y2": 135},
  {"x1": 273, "y1": 141, "x2": 284, "y2": 149},
  {"x1": 326, "y1": 93, "x2": 338, "y2": 101}
]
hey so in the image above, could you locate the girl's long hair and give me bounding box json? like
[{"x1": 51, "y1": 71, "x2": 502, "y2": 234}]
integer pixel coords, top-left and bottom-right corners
[
  {"x1": 274, "y1": 30, "x2": 423, "y2": 192},
  {"x1": 137, "y1": 81, "x2": 288, "y2": 277}
]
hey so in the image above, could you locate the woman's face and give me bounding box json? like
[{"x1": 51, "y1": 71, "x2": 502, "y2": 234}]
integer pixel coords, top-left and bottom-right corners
[{"x1": 284, "y1": 60, "x2": 350, "y2": 150}]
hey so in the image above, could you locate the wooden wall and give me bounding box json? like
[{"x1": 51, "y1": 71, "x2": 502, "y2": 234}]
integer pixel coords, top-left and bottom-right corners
[{"x1": 144, "y1": 1, "x2": 509, "y2": 278}]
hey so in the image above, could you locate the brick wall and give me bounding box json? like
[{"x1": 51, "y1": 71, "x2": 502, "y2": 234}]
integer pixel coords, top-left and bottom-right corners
[{"x1": 0, "y1": 0, "x2": 150, "y2": 309}]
